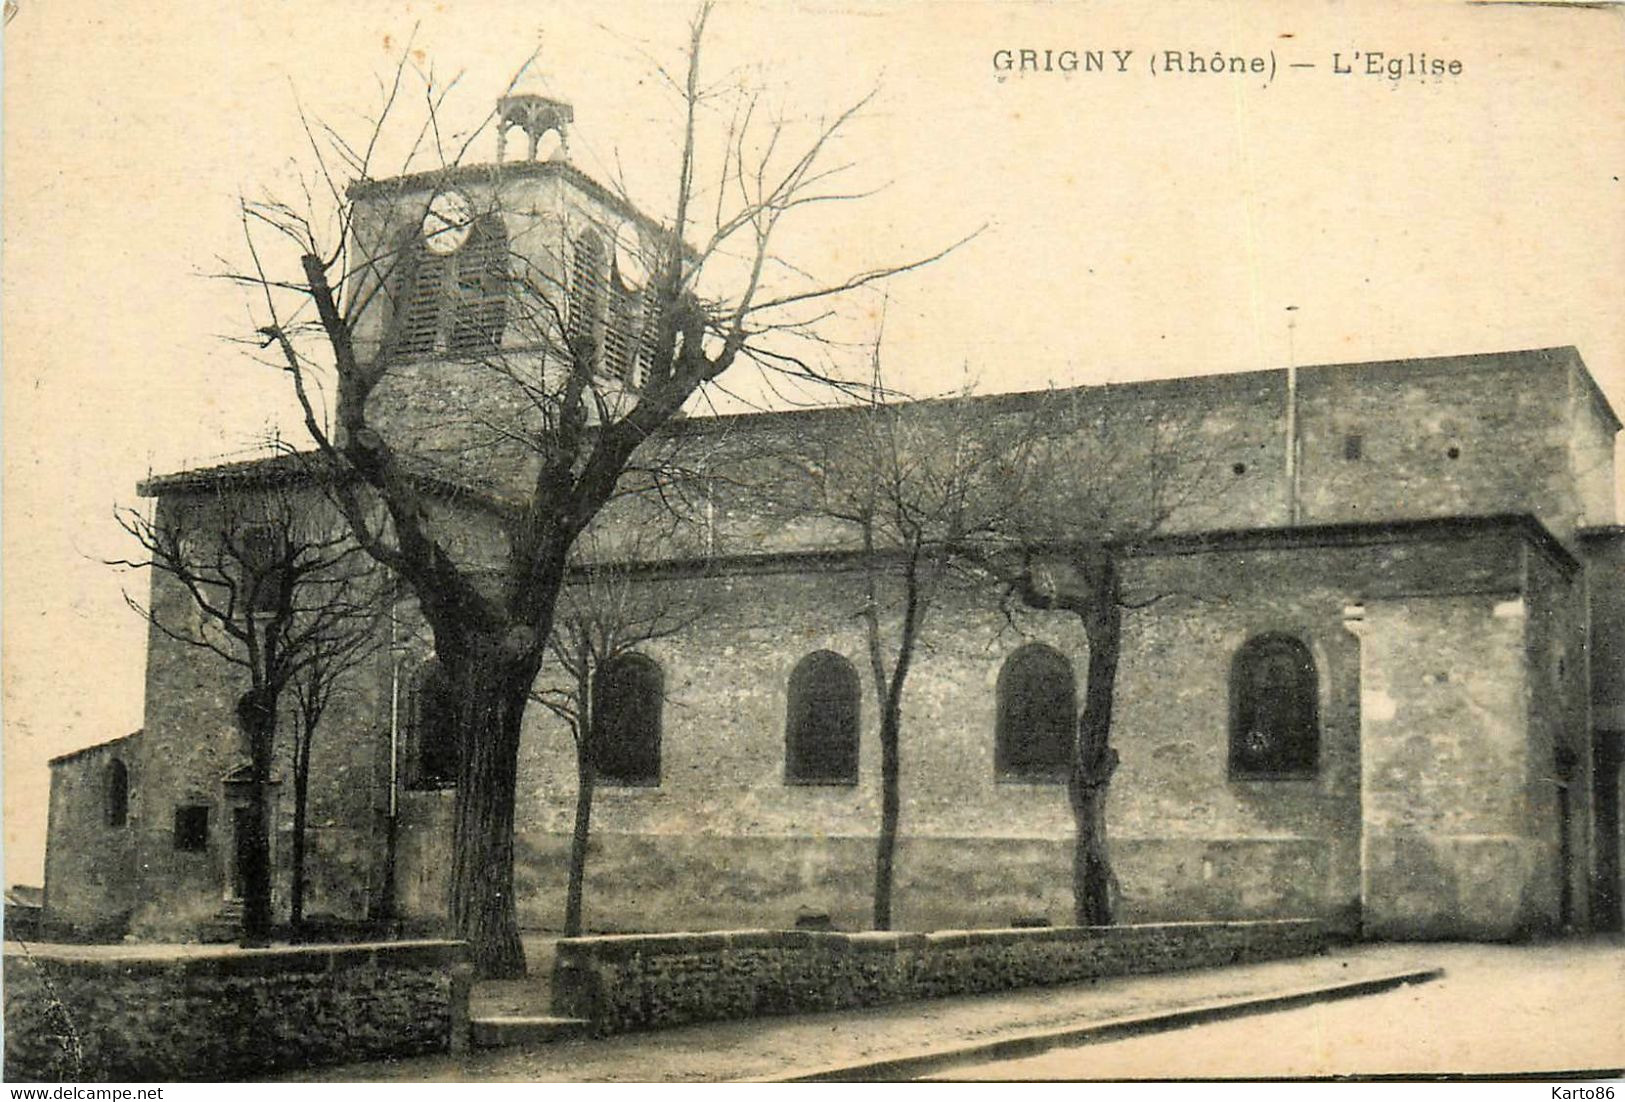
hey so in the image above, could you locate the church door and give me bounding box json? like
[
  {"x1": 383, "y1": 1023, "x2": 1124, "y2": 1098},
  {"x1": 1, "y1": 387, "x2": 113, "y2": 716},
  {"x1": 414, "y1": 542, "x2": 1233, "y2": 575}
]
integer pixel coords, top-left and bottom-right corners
[{"x1": 231, "y1": 806, "x2": 254, "y2": 902}]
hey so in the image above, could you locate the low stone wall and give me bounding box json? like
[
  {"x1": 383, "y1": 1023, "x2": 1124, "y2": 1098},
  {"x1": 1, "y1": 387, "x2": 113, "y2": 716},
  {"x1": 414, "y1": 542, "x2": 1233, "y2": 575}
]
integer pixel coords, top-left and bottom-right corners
[
  {"x1": 3, "y1": 940, "x2": 469, "y2": 1082},
  {"x1": 553, "y1": 919, "x2": 1332, "y2": 1034}
]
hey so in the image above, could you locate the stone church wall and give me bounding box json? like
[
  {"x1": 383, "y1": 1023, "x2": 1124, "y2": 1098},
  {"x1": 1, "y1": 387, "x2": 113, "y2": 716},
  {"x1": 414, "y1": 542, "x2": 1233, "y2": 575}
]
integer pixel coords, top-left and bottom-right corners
[
  {"x1": 1353, "y1": 531, "x2": 1584, "y2": 939},
  {"x1": 1523, "y1": 540, "x2": 1595, "y2": 931},
  {"x1": 1295, "y1": 347, "x2": 1612, "y2": 540},
  {"x1": 383, "y1": 519, "x2": 1562, "y2": 938},
  {"x1": 41, "y1": 734, "x2": 141, "y2": 940},
  {"x1": 119, "y1": 491, "x2": 395, "y2": 941},
  {"x1": 1582, "y1": 532, "x2": 1625, "y2": 930},
  {"x1": 54, "y1": 346, "x2": 1613, "y2": 943},
  {"x1": 1584, "y1": 531, "x2": 1625, "y2": 730}
]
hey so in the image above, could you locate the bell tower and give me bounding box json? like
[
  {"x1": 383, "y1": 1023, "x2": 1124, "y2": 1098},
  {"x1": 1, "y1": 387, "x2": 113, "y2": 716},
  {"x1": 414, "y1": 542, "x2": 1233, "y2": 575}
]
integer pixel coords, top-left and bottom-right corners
[{"x1": 495, "y1": 94, "x2": 573, "y2": 163}]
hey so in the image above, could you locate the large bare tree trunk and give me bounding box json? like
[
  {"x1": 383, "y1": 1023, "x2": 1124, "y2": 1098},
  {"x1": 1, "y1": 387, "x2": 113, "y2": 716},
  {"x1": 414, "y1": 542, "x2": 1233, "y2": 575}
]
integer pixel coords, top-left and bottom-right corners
[
  {"x1": 565, "y1": 756, "x2": 595, "y2": 937},
  {"x1": 448, "y1": 645, "x2": 534, "y2": 978},
  {"x1": 1070, "y1": 555, "x2": 1122, "y2": 927},
  {"x1": 237, "y1": 689, "x2": 277, "y2": 947}
]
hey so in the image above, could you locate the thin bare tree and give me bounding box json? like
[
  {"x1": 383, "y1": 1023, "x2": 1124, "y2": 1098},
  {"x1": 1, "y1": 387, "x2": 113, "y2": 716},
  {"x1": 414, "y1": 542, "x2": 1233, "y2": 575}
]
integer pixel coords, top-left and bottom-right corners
[
  {"x1": 113, "y1": 486, "x2": 379, "y2": 945},
  {"x1": 286, "y1": 581, "x2": 387, "y2": 936},
  {"x1": 530, "y1": 531, "x2": 710, "y2": 937},
  {"x1": 785, "y1": 343, "x2": 997, "y2": 929},
  {"x1": 226, "y1": 5, "x2": 968, "y2": 974},
  {"x1": 949, "y1": 386, "x2": 1240, "y2": 924}
]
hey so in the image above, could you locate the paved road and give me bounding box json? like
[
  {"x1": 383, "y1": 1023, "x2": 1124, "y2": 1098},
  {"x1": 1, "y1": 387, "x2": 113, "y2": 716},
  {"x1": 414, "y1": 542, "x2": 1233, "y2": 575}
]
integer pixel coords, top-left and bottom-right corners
[{"x1": 929, "y1": 939, "x2": 1625, "y2": 1080}]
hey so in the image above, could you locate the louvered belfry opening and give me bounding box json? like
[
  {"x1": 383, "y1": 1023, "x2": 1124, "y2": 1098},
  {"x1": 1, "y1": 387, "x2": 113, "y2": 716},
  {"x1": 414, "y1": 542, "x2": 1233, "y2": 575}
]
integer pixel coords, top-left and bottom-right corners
[
  {"x1": 569, "y1": 227, "x2": 659, "y2": 391},
  {"x1": 568, "y1": 230, "x2": 607, "y2": 361},
  {"x1": 448, "y1": 217, "x2": 508, "y2": 353},
  {"x1": 395, "y1": 244, "x2": 445, "y2": 357},
  {"x1": 392, "y1": 211, "x2": 509, "y2": 358},
  {"x1": 604, "y1": 269, "x2": 640, "y2": 383}
]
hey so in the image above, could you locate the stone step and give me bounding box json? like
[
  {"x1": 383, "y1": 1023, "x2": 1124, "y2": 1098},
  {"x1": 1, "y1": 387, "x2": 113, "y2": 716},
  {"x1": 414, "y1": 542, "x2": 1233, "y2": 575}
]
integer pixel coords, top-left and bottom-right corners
[{"x1": 469, "y1": 1014, "x2": 592, "y2": 1049}]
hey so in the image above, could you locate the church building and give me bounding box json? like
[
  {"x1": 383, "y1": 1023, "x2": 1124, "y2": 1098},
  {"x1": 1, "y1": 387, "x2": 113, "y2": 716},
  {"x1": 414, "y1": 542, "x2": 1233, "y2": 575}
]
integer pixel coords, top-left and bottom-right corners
[{"x1": 41, "y1": 97, "x2": 1625, "y2": 944}]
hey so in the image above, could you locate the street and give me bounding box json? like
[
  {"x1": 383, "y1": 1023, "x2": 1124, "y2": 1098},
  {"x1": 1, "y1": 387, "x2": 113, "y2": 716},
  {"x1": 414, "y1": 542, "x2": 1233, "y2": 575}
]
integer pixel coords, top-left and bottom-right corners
[{"x1": 928, "y1": 939, "x2": 1625, "y2": 1080}]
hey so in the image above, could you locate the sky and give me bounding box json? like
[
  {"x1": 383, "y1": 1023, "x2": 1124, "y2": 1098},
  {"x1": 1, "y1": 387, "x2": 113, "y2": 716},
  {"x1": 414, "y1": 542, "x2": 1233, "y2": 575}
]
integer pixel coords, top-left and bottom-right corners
[{"x1": 5, "y1": 0, "x2": 1624, "y2": 886}]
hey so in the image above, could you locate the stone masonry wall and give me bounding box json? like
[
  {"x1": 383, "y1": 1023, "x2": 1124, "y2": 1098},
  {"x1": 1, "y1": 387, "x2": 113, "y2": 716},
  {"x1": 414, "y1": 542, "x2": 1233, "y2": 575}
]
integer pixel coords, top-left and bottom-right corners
[
  {"x1": 551, "y1": 919, "x2": 1332, "y2": 1035},
  {"x1": 125, "y1": 490, "x2": 394, "y2": 940},
  {"x1": 390, "y1": 522, "x2": 1538, "y2": 937},
  {"x1": 1566, "y1": 358, "x2": 1622, "y2": 531},
  {"x1": 1585, "y1": 533, "x2": 1625, "y2": 730},
  {"x1": 2, "y1": 940, "x2": 467, "y2": 1082},
  {"x1": 1295, "y1": 348, "x2": 1600, "y2": 539},
  {"x1": 42, "y1": 735, "x2": 141, "y2": 940},
  {"x1": 1523, "y1": 541, "x2": 1594, "y2": 930},
  {"x1": 1355, "y1": 591, "x2": 1545, "y2": 939}
]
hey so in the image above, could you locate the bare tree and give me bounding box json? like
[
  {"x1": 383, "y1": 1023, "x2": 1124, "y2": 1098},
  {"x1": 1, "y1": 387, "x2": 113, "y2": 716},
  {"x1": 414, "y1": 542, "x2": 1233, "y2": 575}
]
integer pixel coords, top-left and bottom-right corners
[
  {"x1": 786, "y1": 343, "x2": 996, "y2": 929},
  {"x1": 229, "y1": 5, "x2": 964, "y2": 974},
  {"x1": 286, "y1": 582, "x2": 386, "y2": 936},
  {"x1": 530, "y1": 531, "x2": 709, "y2": 937},
  {"x1": 113, "y1": 485, "x2": 378, "y2": 945},
  {"x1": 950, "y1": 386, "x2": 1239, "y2": 925}
]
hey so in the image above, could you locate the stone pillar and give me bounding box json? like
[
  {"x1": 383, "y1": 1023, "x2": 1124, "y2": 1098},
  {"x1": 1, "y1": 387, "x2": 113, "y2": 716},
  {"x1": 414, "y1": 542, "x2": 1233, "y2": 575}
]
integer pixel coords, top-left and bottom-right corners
[{"x1": 448, "y1": 959, "x2": 474, "y2": 1054}]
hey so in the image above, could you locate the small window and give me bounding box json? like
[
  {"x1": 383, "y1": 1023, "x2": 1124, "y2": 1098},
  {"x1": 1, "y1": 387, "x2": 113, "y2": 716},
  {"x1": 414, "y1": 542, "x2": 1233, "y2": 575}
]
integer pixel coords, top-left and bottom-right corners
[
  {"x1": 785, "y1": 651, "x2": 861, "y2": 785},
  {"x1": 236, "y1": 524, "x2": 288, "y2": 614},
  {"x1": 105, "y1": 759, "x2": 129, "y2": 828},
  {"x1": 996, "y1": 644, "x2": 1076, "y2": 782},
  {"x1": 1230, "y1": 634, "x2": 1319, "y2": 778},
  {"x1": 1344, "y1": 433, "x2": 1363, "y2": 461},
  {"x1": 407, "y1": 660, "x2": 458, "y2": 789},
  {"x1": 591, "y1": 654, "x2": 663, "y2": 786},
  {"x1": 174, "y1": 805, "x2": 209, "y2": 851}
]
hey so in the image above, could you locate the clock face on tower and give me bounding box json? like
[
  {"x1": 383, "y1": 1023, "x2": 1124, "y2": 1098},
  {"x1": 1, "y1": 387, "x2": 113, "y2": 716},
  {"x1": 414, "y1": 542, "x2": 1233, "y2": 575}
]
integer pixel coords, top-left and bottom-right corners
[{"x1": 422, "y1": 191, "x2": 474, "y2": 255}]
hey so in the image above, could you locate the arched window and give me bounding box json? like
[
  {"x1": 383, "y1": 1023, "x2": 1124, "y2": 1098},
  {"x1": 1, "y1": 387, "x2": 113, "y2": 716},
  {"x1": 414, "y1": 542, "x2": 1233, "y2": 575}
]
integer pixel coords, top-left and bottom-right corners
[
  {"x1": 1229, "y1": 634, "x2": 1319, "y2": 778},
  {"x1": 996, "y1": 644, "x2": 1075, "y2": 781},
  {"x1": 407, "y1": 660, "x2": 458, "y2": 789},
  {"x1": 105, "y1": 759, "x2": 129, "y2": 828},
  {"x1": 392, "y1": 211, "x2": 509, "y2": 357},
  {"x1": 591, "y1": 654, "x2": 662, "y2": 786},
  {"x1": 785, "y1": 651, "x2": 861, "y2": 785}
]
